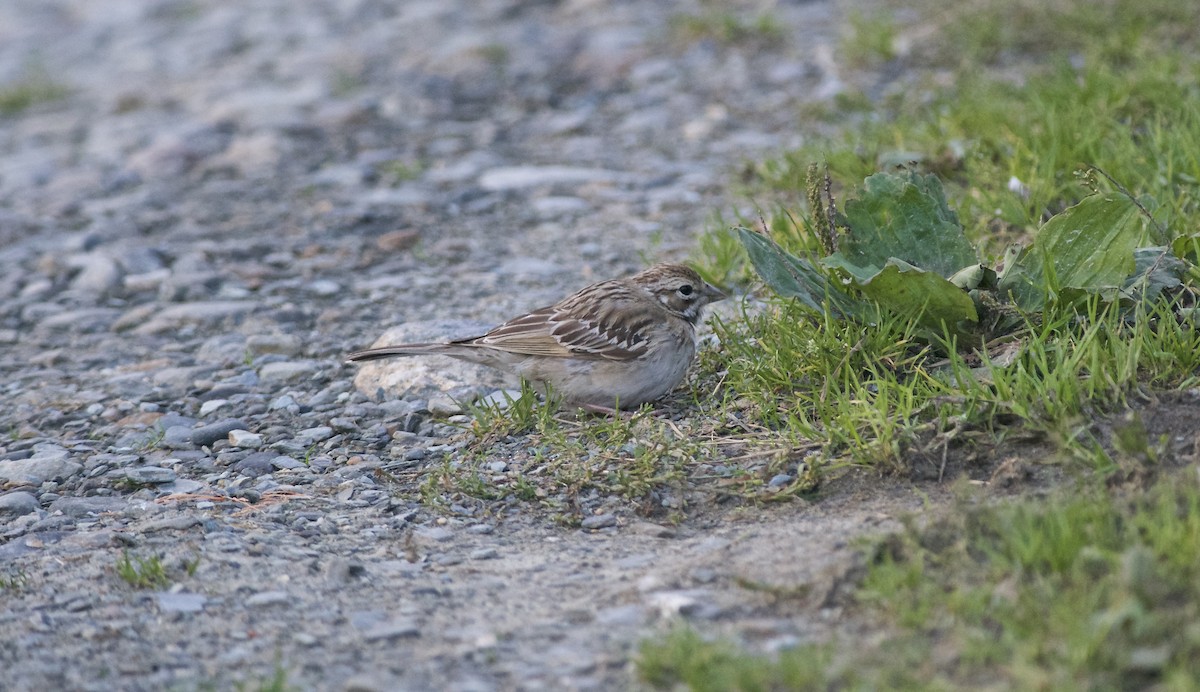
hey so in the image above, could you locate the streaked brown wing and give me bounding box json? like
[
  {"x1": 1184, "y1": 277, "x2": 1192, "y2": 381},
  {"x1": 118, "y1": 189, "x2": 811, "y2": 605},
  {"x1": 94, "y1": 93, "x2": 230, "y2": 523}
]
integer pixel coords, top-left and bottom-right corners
[
  {"x1": 457, "y1": 307, "x2": 576, "y2": 358},
  {"x1": 465, "y1": 289, "x2": 654, "y2": 361}
]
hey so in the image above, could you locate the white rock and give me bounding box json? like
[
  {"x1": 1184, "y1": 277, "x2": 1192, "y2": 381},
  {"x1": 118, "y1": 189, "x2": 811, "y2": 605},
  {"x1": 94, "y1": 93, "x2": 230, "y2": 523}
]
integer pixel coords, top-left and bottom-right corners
[{"x1": 227, "y1": 430, "x2": 263, "y2": 448}]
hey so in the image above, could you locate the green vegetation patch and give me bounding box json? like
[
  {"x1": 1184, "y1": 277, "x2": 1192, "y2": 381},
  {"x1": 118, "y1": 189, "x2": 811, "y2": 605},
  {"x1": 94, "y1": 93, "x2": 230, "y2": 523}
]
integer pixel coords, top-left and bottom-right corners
[{"x1": 639, "y1": 473, "x2": 1200, "y2": 689}]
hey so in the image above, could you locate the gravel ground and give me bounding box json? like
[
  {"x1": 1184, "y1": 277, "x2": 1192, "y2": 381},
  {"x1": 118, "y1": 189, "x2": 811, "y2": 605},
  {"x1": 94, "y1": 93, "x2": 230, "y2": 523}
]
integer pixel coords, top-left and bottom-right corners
[{"x1": 0, "y1": 1, "x2": 929, "y2": 689}]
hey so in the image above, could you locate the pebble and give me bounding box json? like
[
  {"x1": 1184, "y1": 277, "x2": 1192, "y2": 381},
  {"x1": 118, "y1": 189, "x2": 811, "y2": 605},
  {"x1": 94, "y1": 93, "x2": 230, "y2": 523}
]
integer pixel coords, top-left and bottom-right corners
[
  {"x1": 361, "y1": 618, "x2": 421, "y2": 641},
  {"x1": 244, "y1": 591, "x2": 291, "y2": 608},
  {"x1": 199, "y1": 399, "x2": 230, "y2": 417},
  {"x1": 580, "y1": 514, "x2": 617, "y2": 530},
  {"x1": 125, "y1": 466, "x2": 178, "y2": 484},
  {"x1": 270, "y1": 456, "x2": 305, "y2": 470},
  {"x1": 427, "y1": 396, "x2": 464, "y2": 417},
  {"x1": 0, "y1": 456, "x2": 83, "y2": 486},
  {"x1": 48, "y1": 496, "x2": 128, "y2": 517},
  {"x1": 259, "y1": 361, "x2": 322, "y2": 383},
  {"x1": 157, "y1": 592, "x2": 208, "y2": 613},
  {"x1": 160, "y1": 426, "x2": 196, "y2": 450},
  {"x1": 296, "y1": 426, "x2": 334, "y2": 446},
  {"x1": 768, "y1": 474, "x2": 794, "y2": 488},
  {"x1": 0, "y1": 491, "x2": 40, "y2": 517},
  {"x1": 190, "y1": 419, "x2": 250, "y2": 448},
  {"x1": 246, "y1": 333, "x2": 303, "y2": 356},
  {"x1": 227, "y1": 430, "x2": 264, "y2": 448}
]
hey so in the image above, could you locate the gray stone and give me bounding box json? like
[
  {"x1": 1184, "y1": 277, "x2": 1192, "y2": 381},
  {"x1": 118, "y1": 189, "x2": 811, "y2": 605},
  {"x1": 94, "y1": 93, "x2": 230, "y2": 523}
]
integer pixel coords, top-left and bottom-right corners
[
  {"x1": 269, "y1": 394, "x2": 299, "y2": 411},
  {"x1": 68, "y1": 252, "x2": 124, "y2": 295},
  {"x1": 0, "y1": 491, "x2": 40, "y2": 517},
  {"x1": 199, "y1": 399, "x2": 229, "y2": 416},
  {"x1": 227, "y1": 430, "x2": 263, "y2": 448},
  {"x1": 427, "y1": 396, "x2": 464, "y2": 417},
  {"x1": 246, "y1": 333, "x2": 302, "y2": 356},
  {"x1": 296, "y1": 426, "x2": 334, "y2": 446},
  {"x1": 125, "y1": 466, "x2": 178, "y2": 484},
  {"x1": 49, "y1": 496, "x2": 127, "y2": 517},
  {"x1": 259, "y1": 360, "x2": 322, "y2": 383},
  {"x1": 581, "y1": 514, "x2": 617, "y2": 530},
  {"x1": 161, "y1": 479, "x2": 206, "y2": 495},
  {"x1": 270, "y1": 456, "x2": 305, "y2": 470},
  {"x1": 131, "y1": 301, "x2": 255, "y2": 335},
  {"x1": 142, "y1": 516, "x2": 202, "y2": 533},
  {"x1": 768, "y1": 474, "x2": 794, "y2": 488},
  {"x1": 350, "y1": 320, "x2": 504, "y2": 401},
  {"x1": 232, "y1": 452, "x2": 277, "y2": 477},
  {"x1": 160, "y1": 426, "x2": 195, "y2": 450},
  {"x1": 245, "y1": 590, "x2": 291, "y2": 607},
  {"x1": 0, "y1": 455, "x2": 83, "y2": 486},
  {"x1": 157, "y1": 592, "x2": 207, "y2": 613},
  {"x1": 190, "y1": 419, "x2": 249, "y2": 447},
  {"x1": 361, "y1": 618, "x2": 420, "y2": 641}
]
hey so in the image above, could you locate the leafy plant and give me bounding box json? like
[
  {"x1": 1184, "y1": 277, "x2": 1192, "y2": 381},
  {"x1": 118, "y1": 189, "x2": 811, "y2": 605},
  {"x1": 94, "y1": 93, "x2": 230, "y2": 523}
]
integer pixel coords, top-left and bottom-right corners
[
  {"x1": 115, "y1": 551, "x2": 170, "y2": 589},
  {"x1": 738, "y1": 166, "x2": 1194, "y2": 349}
]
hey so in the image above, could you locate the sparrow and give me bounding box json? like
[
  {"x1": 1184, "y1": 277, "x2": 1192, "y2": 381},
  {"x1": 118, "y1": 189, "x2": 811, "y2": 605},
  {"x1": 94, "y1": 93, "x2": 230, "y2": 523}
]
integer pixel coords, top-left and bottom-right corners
[{"x1": 346, "y1": 263, "x2": 726, "y2": 410}]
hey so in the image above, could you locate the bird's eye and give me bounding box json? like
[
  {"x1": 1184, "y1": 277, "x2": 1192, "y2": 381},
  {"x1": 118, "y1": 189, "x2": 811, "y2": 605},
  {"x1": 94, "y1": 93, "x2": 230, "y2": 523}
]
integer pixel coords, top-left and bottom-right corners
[{"x1": 678, "y1": 284, "x2": 694, "y2": 296}]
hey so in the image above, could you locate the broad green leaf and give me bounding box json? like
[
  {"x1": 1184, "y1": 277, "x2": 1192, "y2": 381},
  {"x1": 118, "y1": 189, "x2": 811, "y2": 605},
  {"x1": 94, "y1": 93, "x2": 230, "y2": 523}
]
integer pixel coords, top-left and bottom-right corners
[
  {"x1": 998, "y1": 193, "x2": 1160, "y2": 311},
  {"x1": 1122, "y1": 247, "x2": 1189, "y2": 303},
  {"x1": 829, "y1": 171, "x2": 978, "y2": 279},
  {"x1": 822, "y1": 255, "x2": 979, "y2": 341},
  {"x1": 736, "y1": 226, "x2": 855, "y2": 317}
]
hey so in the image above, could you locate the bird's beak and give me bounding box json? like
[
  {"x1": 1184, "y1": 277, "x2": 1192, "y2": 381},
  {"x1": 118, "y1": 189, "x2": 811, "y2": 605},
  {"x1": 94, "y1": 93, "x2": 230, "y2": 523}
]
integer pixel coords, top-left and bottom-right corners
[{"x1": 703, "y1": 281, "x2": 728, "y2": 302}]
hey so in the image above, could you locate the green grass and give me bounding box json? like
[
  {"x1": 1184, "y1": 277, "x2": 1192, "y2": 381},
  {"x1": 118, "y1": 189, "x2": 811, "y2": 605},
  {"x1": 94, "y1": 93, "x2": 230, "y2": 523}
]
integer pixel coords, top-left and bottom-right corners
[
  {"x1": 0, "y1": 568, "x2": 29, "y2": 592},
  {"x1": 639, "y1": 473, "x2": 1200, "y2": 689},
  {"x1": 115, "y1": 551, "x2": 170, "y2": 589},
  {"x1": 688, "y1": 0, "x2": 1200, "y2": 473},
  {"x1": 634, "y1": 0, "x2": 1200, "y2": 687},
  {"x1": 0, "y1": 71, "x2": 69, "y2": 116},
  {"x1": 669, "y1": 8, "x2": 785, "y2": 48}
]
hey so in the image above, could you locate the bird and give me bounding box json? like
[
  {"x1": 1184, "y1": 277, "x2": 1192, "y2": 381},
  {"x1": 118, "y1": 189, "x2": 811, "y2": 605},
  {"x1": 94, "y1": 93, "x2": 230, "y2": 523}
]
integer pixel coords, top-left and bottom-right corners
[{"x1": 346, "y1": 263, "x2": 727, "y2": 411}]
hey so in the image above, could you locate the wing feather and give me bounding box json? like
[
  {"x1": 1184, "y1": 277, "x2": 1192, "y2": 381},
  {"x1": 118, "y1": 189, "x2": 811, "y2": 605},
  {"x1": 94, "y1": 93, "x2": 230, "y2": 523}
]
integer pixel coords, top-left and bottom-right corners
[{"x1": 458, "y1": 283, "x2": 655, "y2": 361}]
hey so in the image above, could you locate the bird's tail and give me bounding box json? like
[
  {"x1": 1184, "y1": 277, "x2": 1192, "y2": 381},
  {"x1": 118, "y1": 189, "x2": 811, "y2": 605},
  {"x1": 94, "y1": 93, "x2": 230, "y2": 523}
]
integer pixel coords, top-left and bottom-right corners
[{"x1": 345, "y1": 343, "x2": 450, "y2": 363}]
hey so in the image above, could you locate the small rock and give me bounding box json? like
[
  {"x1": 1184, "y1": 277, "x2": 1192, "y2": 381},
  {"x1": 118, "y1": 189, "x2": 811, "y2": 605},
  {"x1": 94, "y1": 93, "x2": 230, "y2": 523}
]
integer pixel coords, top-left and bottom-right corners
[
  {"x1": 581, "y1": 514, "x2": 617, "y2": 530},
  {"x1": 469, "y1": 548, "x2": 499, "y2": 560},
  {"x1": 628, "y1": 521, "x2": 677, "y2": 538},
  {"x1": 0, "y1": 491, "x2": 40, "y2": 517},
  {"x1": 190, "y1": 419, "x2": 249, "y2": 447},
  {"x1": 157, "y1": 592, "x2": 207, "y2": 613},
  {"x1": 362, "y1": 618, "x2": 420, "y2": 641},
  {"x1": 49, "y1": 496, "x2": 127, "y2": 517},
  {"x1": 307, "y1": 279, "x2": 341, "y2": 296},
  {"x1": 427, "y1": 396, "x2": 463, "y2": 417},
  {"x1": 415, "y1": 526, "x2": 454, "y2": 543},
  {"x1": 125, "y1": 466, "x2": 178, "y2": 484},
  {"x1": 227, "y1": 430, "x2": 263, "y2": 449},
  {"x1": 198, "y1": 399, "x2": 229, "y2": 417},
  {"x1": 375, "y1": 229, "x2": 420, "y2": 253},
  {"x1": 270, "y1": 456, "x2": 305, "y2": 470},
  {"x1": 0, "y1": 455, "x2": 83, "y2": 486},
  {"x1": 296, "y1": 426, "x2": 334, "y2": 446},
  {"x1": 160, "y1": 426, "x2": 195, "y2": 450},
  {"x1": 246, "y1": 333, "x2": 302, "y2": 356},
  {"x1": 269, "y1": 394, "x2": 299, "y2": 411},
  {"x1": 231, "y1": 452, "x2": 277, "y2": 477},
  {"x1": 768, "y1": 474, "x2": 793, "y2": 488},
  {"x1": 259, "y1": 361, "x2": 321, "y2": 383},
  {"x1": 244, "y1": 591, "x2": 291, "y2": 608}
]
